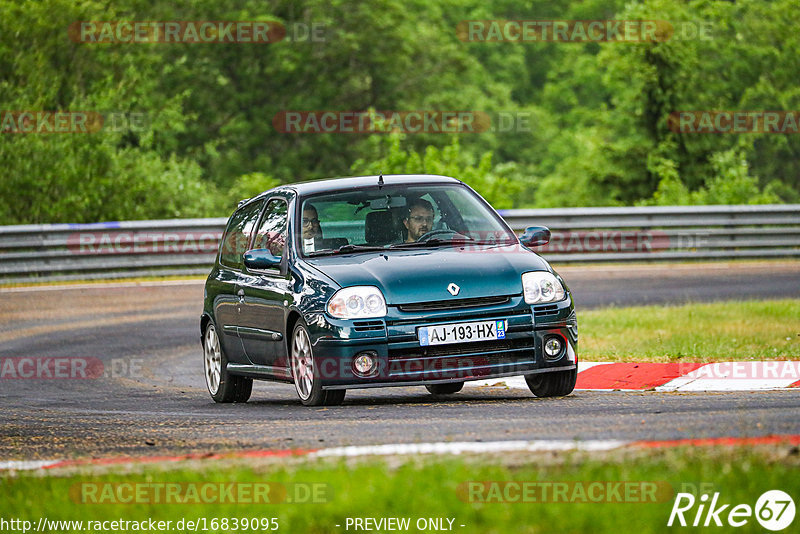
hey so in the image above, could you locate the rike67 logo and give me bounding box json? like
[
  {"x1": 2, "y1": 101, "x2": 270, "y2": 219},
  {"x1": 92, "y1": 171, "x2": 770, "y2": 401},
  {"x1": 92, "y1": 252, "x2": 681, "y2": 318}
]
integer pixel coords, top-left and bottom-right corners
[{"x1": 668, "y1": 490, "x2": 795, "y2": 531}]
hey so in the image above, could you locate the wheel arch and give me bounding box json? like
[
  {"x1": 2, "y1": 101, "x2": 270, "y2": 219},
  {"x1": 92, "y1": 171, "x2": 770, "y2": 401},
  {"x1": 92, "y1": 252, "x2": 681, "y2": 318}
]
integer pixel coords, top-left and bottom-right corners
[
  {"x1": 286, "y1": 310, "x2": 303, "y2": 344},
  {"x1": 200, "y1": 313, "x2": 214, "y2": 344}
]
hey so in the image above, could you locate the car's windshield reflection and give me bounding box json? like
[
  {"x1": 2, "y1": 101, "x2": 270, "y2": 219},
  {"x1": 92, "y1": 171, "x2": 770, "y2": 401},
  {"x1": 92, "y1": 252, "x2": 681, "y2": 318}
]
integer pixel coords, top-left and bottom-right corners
[{"x1": 298, "y1": 183, "x2": 517, "y2": 257}]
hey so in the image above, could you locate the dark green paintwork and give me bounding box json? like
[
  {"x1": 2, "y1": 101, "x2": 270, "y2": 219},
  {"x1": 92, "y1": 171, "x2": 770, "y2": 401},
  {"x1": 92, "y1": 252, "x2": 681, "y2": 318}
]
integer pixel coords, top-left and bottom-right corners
[{"x1": 201, "y1": 175, "x2": 577, "y2": 391}]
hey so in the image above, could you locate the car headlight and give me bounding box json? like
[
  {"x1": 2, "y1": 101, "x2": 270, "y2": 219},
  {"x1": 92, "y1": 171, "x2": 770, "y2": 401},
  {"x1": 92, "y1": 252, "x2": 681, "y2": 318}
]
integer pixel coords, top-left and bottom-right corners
[
  {"x1": 522, "y1": 271, "x2": 566, "y2": 304},
  {"x1": 327, "y1": 286, "x2": 387, "y2": 319}
]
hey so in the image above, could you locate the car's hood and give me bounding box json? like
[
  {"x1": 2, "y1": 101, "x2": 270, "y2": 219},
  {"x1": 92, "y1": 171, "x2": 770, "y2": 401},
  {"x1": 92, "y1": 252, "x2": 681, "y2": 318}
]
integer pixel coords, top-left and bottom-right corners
[{"x1": 306, "y1": 245, "x2": 550, "y2": 305}]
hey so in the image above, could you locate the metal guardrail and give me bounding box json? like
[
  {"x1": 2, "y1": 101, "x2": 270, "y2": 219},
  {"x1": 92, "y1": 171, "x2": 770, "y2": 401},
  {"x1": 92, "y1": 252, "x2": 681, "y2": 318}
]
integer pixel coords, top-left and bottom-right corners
[
  {"x1": 499, "y1": 204, "x2": 800, "y2": 263},
  {"x1": 0, "y1": 205, "x2": 798, "y2": 282}
]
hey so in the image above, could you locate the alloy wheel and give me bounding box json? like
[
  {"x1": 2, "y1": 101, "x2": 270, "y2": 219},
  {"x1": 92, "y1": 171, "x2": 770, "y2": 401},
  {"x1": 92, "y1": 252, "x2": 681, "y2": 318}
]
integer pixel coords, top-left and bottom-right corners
[
  {"x1": 203, "y1": 325, "x2": 222, "y2": 395},
  {"x1": 292, "y1": 326, "x2": 314, "y2": 400}
]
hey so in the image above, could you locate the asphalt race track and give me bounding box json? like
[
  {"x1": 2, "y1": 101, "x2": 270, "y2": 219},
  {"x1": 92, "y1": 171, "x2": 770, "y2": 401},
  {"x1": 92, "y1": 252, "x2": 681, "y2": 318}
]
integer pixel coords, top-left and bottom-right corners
[{"x1": 1, "y1": 262, "x2": 799, "y2": 461}]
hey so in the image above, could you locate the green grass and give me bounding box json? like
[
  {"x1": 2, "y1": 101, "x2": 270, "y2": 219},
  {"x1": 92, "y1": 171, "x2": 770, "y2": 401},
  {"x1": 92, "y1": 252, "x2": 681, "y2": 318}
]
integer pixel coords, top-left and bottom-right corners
[
  {"x1": 2, "y1": 446, "x2": 797, "y2": 533},
  {"x1": 580, "y1": 299, "x2": 800, "y2": 362}
]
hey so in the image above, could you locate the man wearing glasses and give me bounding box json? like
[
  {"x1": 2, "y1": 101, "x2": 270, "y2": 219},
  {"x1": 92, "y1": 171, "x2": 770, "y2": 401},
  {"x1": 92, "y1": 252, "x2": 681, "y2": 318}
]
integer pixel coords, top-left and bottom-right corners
[
  {"x1": 302, "y1": 203, "x2": 323, "y2": 252},
  {"x1": 403, "y1": 198, "x2": 435, "y2": 242}
]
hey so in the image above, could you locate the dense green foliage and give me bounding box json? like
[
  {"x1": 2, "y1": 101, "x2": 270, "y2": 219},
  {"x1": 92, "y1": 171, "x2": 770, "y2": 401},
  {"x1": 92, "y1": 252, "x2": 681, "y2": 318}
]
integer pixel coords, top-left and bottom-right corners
[{"x1": 1, "y1": 0, "x2": 797, "y2": 223}]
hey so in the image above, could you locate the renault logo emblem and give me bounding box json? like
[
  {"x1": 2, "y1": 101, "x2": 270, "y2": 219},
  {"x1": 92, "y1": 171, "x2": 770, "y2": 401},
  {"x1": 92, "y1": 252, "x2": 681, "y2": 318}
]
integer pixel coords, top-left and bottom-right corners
[{"x1": 447, "y1": 283, "x2": 460, "y2": 296}]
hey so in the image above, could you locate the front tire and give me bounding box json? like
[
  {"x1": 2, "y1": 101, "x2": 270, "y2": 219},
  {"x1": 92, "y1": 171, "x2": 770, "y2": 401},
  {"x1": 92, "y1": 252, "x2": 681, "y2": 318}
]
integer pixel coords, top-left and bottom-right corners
[
  {"x1": 425, "y1": 382, "x2": 464, "y2": 395},
  {"x1": 203, "y1": 322, "x2": 252, "y2": 403},
  {"x1": 525, "y1": 369, "x2": 577, "y2": 397},
  {"x1": 291, "y1": 321, "x2": 346, "y2": 406}
]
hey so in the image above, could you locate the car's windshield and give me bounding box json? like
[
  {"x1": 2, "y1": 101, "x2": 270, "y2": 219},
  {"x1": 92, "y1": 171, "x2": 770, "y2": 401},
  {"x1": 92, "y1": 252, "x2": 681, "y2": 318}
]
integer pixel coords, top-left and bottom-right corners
[{"x1": 297, "y1": 183, "x2": 517, "y2": 257}]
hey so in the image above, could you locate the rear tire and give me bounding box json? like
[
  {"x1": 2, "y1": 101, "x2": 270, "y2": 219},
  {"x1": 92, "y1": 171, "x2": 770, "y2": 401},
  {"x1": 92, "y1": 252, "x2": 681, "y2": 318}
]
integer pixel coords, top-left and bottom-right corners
[
  {"x1": 525, "y1": 369, "x2": 577, "y2": 397},
  {"x1": 203, "y1": 322, "x2": 253, "y2": 403},
  {"x1": 425, "y1": 382, "x2": 464, "y2": 395}
]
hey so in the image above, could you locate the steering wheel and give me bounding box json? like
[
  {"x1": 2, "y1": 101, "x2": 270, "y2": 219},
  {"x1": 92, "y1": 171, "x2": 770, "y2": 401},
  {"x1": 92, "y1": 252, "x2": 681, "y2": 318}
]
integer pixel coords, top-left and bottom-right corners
[{"x1": 417, "y1": 229, "x2": 469, "y2": 242}]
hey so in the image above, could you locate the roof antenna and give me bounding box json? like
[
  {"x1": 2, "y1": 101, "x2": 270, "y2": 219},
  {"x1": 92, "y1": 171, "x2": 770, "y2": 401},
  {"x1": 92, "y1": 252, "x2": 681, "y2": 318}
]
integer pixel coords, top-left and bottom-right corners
[{"x1": 378, "y1": 172, "x2": 384, "y2": 189}]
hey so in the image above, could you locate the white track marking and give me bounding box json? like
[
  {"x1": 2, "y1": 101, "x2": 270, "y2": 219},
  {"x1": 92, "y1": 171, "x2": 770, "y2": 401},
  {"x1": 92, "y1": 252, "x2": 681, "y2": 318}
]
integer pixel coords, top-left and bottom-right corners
[
  {"x1": 466, "y1": 362, "x2": 614, "y2": 390},
  {"x1": 466, "y1": 362, "x2": 800, "y2": 392},
  {"x1": 657, "y1": 362, "x2": 800, "y2": 391},
  {"x1": 0, "y1": 460, "x2": 63, "y2": 470},
  {"x1": 310, "y1": 440, "x2": 630, "y2": 458},
  {"x1": 577, "y1": 361, "x2": 615, "y2": 372},
  {"x1": 0, "y1": 441, "x2": 631, "y2": 471},
  {"x1": 467, "y1": 376, "x2": 528, "y2": 389}
]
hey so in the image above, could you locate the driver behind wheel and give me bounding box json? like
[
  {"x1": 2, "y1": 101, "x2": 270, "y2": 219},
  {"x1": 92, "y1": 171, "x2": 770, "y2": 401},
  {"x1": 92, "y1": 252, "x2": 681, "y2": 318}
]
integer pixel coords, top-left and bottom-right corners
[{"x1": 403, "y1": 198, "x2": 435, "y2": 242}]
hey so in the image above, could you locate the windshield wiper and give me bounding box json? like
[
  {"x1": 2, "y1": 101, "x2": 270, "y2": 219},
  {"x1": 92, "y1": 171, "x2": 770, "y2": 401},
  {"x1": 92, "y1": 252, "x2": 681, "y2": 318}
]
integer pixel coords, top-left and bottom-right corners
[
  {"x1": 387, "y1": 238, "x2": 453, "y2": 249},
  {"x1": 306, "y1": 244, "x2": 387, "y2": 257},
  {"x1": 468, "y1": 239, "x2": 517, "y2": 246}
]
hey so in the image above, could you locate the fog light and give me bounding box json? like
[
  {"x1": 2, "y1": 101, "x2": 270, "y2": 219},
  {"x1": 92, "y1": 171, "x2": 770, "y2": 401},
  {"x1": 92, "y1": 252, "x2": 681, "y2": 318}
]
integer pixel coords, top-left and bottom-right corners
[
  {"x1": 353, "y1": 352, "x2": 378, "y2": 377},
  {"x1": 544, "y1": 337, "x2": 563, "y2": 359}
]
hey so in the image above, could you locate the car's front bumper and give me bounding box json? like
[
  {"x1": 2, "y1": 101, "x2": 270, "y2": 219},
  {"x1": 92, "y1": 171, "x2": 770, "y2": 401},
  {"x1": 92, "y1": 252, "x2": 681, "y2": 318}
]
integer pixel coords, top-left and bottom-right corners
[{"x1": 305, "y1": 294, "x2": 577, "y2": 390}]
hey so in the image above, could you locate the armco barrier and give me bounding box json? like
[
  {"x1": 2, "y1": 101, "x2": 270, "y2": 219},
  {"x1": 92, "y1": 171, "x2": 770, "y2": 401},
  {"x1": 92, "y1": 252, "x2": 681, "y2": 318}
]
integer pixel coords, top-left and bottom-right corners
[{"x1": 0, "y1": 205, "x2": 797, "y2": 282}]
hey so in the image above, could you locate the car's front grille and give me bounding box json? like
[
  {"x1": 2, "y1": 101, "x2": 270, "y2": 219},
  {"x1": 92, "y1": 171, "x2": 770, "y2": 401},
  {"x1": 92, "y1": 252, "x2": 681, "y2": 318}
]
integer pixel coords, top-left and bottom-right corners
[
  {"x1": 384, "y1": 335, "x2": 537, "y2": 379},
  {"x1": 388, "y1": 337, "x2": 534, "y2": 361},
  {"x1": 397, "y1": 295, "x2": 512, "y2": 312},
  {"x1": 353, "y1": 320, "x2": 385, "y2": 332},
  {"x1": 533, "y1": 304, "x2": 559, "y2": 317},
  {"x1": 386, "y1": 307, "x2": 531, "y2": 327}
]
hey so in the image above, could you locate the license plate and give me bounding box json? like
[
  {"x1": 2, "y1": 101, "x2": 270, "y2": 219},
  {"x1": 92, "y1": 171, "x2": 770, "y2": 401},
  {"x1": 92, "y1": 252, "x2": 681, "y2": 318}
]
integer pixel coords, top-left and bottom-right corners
[{"x1": 418, "y1": 319, "x2": 507, "y2": 347}]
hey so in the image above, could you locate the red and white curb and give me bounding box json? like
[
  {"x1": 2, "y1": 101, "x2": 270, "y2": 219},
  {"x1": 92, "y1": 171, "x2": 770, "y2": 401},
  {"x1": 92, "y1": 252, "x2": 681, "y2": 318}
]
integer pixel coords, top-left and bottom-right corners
[
  {"x1": 468, "y1": 361, "x2": 800, "y2": 391},
  {"x1": 3, "y1": 435, "x2": 799, "y2": 473}
]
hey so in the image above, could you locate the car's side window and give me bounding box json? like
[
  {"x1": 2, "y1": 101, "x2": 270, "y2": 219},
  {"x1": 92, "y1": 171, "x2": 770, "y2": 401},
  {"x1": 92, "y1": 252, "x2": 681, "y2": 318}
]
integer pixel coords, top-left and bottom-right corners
[
  {"x1": 252, "y1": 199, "x2": 288, "y2": 259},
  {"x1": 219, "y1": 199, "x2": 265, "y2": 270}
]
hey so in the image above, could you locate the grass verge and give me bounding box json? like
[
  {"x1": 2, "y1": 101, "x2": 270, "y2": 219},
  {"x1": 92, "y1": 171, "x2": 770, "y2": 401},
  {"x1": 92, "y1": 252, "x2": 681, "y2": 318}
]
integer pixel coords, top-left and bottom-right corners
[
  {"x1": 580, "y1": 299, "x2": 800, "y2": 362},
  {"x1": 1, "y1": 446, "x2": 798, "y2": 533}
]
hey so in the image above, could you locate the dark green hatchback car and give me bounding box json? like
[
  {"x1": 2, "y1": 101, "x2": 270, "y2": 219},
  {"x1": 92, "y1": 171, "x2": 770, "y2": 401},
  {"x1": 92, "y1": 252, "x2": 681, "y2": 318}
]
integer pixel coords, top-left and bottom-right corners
[{"x1": 201, "y1": 175, "x2": 577, "y2": 406}]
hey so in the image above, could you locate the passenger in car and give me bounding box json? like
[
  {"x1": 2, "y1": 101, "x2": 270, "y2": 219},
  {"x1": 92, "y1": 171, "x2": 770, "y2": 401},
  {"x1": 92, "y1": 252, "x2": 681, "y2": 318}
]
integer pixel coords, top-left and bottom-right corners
[
  {"x1": 302, "y1": 203, "x2": 323, "y2": 252},
  {"x1": 302, "y1": 203, "x2": 350, "y2": 252}
]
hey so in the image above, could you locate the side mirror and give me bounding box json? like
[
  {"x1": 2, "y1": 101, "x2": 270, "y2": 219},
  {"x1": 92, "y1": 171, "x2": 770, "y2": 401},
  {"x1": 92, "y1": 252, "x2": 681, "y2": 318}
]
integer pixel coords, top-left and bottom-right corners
[
  {"x1": 243, "y1": 249, "x2": 281, "y2": 270},
  {"x1": 519, "y1": 226, "x2": 551, "y2": 247}
]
